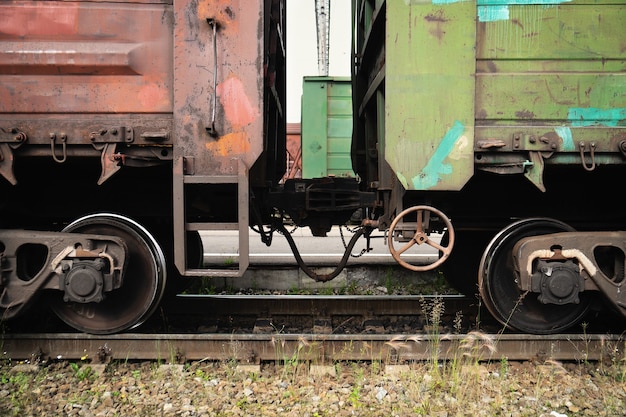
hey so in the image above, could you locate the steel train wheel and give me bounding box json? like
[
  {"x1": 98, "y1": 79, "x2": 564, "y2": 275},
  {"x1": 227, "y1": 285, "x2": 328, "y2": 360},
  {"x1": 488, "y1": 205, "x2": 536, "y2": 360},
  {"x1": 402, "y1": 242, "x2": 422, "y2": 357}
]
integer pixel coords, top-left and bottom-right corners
[
  {"x1": 51, "y1": 214, "x2": 167, "y2": 334},
  {"x1": 479, "y1": 218, "x2": 591, "y2": 334}
]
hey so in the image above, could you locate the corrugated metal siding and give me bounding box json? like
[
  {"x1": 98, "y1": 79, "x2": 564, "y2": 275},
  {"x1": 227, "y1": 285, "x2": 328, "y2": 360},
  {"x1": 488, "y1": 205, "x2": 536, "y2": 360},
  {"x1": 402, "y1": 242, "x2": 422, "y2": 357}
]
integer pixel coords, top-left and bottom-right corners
[{"x1": 301, "y1": 76, "x2": 355, "y2": 178}]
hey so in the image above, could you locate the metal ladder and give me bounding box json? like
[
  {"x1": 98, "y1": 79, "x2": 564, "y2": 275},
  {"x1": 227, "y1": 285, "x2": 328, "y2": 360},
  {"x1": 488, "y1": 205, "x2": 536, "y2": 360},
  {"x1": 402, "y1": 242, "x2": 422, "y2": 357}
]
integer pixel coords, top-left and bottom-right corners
[{"x1": 173, "y1": 158, "x2": 249, "y2": 277}]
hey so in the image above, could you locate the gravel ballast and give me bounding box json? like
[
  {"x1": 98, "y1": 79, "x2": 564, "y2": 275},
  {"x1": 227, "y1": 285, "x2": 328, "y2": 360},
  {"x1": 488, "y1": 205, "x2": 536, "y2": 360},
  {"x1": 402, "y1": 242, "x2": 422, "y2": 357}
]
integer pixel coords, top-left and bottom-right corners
[{"x1": 2, "y1": 358, "x2": 625, "y2": 416}]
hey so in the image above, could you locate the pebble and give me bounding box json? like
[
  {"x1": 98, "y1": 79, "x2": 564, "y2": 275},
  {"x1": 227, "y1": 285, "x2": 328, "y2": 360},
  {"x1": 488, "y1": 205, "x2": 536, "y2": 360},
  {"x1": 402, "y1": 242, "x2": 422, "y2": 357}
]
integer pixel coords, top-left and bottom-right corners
[{"x1": 375, "y1": 387, "x2": 388, "y2": 402}]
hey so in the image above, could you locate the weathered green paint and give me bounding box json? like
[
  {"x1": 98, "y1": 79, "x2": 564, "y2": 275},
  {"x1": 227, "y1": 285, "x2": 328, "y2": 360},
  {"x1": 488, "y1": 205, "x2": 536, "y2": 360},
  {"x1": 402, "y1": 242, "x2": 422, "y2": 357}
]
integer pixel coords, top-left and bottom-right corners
[
  {"x1": 386, "y1": 0, "x2": 476, "y2": 191},
  {"x1": 476, "y1": 3, "x2": 626, "y2": 122},
  {"x1": 476, "y1": 0, "x2": 626, "y2": 191},
  {"x1": 477, "y1": 74, "x2": 626, "y2": 121},
  {"x1": 355, "y1": 0, "x2": 626, "y2": 194},
  {"x1": 301, "y1": 76, "x2": 355, "y2": 178},
  {"x1": 477, "y1": 3, "x2": 626, "y2": 60}
]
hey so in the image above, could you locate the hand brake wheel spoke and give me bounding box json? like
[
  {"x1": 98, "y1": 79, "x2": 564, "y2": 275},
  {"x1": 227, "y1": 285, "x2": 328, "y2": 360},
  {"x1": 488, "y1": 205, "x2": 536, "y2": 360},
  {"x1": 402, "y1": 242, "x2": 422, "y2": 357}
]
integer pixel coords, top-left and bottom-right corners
[{"x1": 396, "y1": 238, "x2": 417, "y2": 256}]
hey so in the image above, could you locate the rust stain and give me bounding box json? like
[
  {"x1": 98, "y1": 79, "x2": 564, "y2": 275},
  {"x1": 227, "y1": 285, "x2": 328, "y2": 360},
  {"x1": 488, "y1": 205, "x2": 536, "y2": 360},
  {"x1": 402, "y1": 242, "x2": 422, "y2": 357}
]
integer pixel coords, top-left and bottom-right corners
[
  {"x1": 515, "y1": 110, "x2": 536, "y2": 119},
  {"x1": 424, "y1": 10, "x2": 449, "y2": 23},
  {"x1": 424, "y1": 10, "x2": 448, "y2": 42},
  {"x1": 216, "y1": 73, "x2": 259, "y2": 129},
  {"x1": 198, "y1": 0, "x2": 239, "y2": 32},
  {"x1": 206, "y1": 131, "x2": 250, "y2": 156},
  {"x1": 511, "y1": 19, "x2": 524, "y2": 30}
]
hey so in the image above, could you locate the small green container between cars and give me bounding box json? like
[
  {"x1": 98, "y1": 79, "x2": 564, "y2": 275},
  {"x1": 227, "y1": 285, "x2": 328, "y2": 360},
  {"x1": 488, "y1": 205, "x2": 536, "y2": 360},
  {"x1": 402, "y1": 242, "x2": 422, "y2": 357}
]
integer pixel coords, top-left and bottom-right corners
[{"x1": 301, "y1": 76, "x2": 356, "y2": 179}]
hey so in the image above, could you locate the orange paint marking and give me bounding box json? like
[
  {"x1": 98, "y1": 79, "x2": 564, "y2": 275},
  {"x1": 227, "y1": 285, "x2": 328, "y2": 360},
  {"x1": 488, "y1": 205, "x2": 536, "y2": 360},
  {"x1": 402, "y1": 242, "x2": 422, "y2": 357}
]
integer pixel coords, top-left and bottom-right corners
[
  {"x1": 216, "y1": 74, "x2": 259, "y2": 129},
  {"x1": 138, "y1": 83, "x2": 168, "y2": 110},
  {"x1": 206, "y1": 131, "x2": 250, "y2": 156}
]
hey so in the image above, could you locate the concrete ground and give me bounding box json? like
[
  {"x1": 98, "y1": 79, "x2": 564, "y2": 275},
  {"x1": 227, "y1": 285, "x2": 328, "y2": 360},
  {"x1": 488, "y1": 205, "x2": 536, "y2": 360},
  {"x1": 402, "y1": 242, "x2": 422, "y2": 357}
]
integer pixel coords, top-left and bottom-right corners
[{"x1": 197, "y1": 227, "x2": 444, "y2": 291}]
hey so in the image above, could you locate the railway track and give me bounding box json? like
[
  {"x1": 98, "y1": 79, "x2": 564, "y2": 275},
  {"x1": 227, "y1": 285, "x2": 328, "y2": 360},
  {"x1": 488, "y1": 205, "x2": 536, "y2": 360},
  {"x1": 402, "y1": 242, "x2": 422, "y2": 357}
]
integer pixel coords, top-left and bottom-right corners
[
  {"x1": 2, "y1": 295, "x2": 623, "y2": 364},
  {"x1": 2, "y1": 331, "x2": 621, "y2": 364},
  {"x1": 3, "y1": 332, "x2": 622, "y2": 365}
]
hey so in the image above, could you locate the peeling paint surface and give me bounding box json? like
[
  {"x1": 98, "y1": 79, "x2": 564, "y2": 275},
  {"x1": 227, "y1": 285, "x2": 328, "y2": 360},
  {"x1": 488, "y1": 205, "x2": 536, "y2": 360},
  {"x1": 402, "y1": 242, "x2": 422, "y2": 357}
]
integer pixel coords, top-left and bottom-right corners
[
  {"x1": 555, "y1": 127, "x2": 575, "y2": 152},
  {"x1": 173, "y1": 0, "x2": 265, "y2": 176}
]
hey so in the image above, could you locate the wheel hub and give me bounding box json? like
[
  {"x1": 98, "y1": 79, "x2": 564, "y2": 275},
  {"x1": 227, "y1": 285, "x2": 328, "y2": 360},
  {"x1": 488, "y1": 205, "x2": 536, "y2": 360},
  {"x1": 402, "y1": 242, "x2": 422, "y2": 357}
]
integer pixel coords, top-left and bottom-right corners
[
  {"x1": 533, "y1": 260, "x2": 582, "y2": 305},
  {"x1": 61, "y1": 260, "x2": 106, "y2": 303}
]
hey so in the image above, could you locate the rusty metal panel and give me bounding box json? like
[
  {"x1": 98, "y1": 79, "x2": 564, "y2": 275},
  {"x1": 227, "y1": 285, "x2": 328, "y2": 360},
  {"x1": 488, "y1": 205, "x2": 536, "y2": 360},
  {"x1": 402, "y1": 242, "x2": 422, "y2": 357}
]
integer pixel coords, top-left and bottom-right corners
[
  {"x1": 384, "y1": 1, "x2": 476, "y2": 191},
  {"x1": 171, "y1": 0, "x2": 284, "y2": 277},
  {"x1": 173, "y1": 0, "x2": 266, "y2": 176},
  {"x1": 0, "y1": 1, "x2": 173, "y2": 114},
  {"x1": 284, "y1": 123, "x2": 302, "y2": 180}
]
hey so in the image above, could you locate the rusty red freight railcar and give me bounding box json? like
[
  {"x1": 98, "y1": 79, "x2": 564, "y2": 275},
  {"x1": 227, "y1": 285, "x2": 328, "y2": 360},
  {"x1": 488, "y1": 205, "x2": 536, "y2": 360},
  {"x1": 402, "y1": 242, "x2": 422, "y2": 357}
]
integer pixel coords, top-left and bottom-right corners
[{"x1": 0, "y1": 0, "x2": 291, "y2": 333}]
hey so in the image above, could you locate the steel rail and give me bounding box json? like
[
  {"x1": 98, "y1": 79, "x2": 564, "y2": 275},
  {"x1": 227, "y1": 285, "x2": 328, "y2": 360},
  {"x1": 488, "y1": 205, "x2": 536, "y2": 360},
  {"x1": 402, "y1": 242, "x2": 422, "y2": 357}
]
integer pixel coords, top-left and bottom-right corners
[
  {"x1": 166, "y1": 294, "x2": 472, "y2": 316},
  {"x1": 2, "y1": 332, "x2": 620, "y2": 364}
]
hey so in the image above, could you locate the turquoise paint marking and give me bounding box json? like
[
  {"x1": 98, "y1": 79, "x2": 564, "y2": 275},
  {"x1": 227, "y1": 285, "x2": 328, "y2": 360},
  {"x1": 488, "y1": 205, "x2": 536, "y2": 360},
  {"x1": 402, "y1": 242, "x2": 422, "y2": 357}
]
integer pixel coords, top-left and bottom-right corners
[
  {"x1": 478, "y1": 5, "x2": 509, "y2": 21},
  {"x1": 568, "y1": 108, "x2": 626, "y2": 127},
  {"x1": 411, "y1": 121, "x2": 465, "y2": 190},
  {"x1": 478, "y1": 0, "x2": 570, "y2": 4},
  {"x1": 432, "y1": 0, "x2": 570, "y2": 5},
  {"x1": 555, "y1": 127, "x2": 575, "y2": 151},
  {"x1": 475, "y1": 0, "x2": 572, "y2": 22}
]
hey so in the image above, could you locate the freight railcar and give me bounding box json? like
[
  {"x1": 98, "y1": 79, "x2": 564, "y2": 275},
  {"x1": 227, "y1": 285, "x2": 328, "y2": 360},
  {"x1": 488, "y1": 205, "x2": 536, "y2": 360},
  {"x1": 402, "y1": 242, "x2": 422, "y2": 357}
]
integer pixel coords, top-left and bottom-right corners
[
  {"x1": 0, "y1": 0, "x2": 295, "y2": 334},
  {"x1": 352, "y1": 0, "x2": 626, "y2": 333}
]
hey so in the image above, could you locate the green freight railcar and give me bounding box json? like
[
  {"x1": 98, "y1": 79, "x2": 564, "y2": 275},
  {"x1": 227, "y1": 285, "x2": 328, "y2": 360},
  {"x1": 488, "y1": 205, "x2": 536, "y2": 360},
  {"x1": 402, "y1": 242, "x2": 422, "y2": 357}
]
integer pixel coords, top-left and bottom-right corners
[
  {"x1": 301, "y1": 76, "x2": 355, "y2": 179},
  {"x1": 352, "y1": 0, "x2": 626, "y2": 333}
]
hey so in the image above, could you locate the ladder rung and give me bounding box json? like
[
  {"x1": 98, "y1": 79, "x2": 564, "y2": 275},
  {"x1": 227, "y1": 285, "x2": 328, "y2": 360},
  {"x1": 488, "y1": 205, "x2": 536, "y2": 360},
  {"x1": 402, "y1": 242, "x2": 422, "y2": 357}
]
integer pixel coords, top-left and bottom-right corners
[
  {"x1": 184, "y1": 268, "x2": 243, "y2": 278},
  {"x1": 186, "y1": 222, "x2": 240, "y2": 231},
  {"x1": 183, "y1": 175, "x2": 239, "y2": 184}
]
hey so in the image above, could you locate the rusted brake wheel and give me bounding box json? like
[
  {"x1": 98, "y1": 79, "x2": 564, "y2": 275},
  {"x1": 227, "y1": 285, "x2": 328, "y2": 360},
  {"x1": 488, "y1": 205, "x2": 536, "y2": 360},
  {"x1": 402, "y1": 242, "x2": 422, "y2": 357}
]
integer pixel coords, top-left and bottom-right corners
[{"x1": 387, "y1": 205, "x2": 454, "y2": 272}]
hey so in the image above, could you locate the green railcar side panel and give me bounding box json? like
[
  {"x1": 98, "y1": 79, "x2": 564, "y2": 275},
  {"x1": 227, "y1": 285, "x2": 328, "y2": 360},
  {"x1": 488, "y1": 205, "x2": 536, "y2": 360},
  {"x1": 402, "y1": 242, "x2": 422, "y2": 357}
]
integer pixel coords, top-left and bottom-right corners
[
  {"x1": 302, "y1": 76, "x2": 355, "y2": 178},
  {"x1": 361, "y1": 0, "x2": 626, "y2": 193},
  {"x1": 476, "y1": 2, "x2": 626, "y2": 124},
  {"x1": 386, "y1": 1, "x2": 476, "y2": 191},
  {"x1": 477, "y1": 2, "x2": 626, "y2": 61},
  {"x1": 477, "y1": 74, "x2": 626, "y2": 122},
  {"x1": 475, "y1": 0, "x2": 626, "y2": 183}
]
